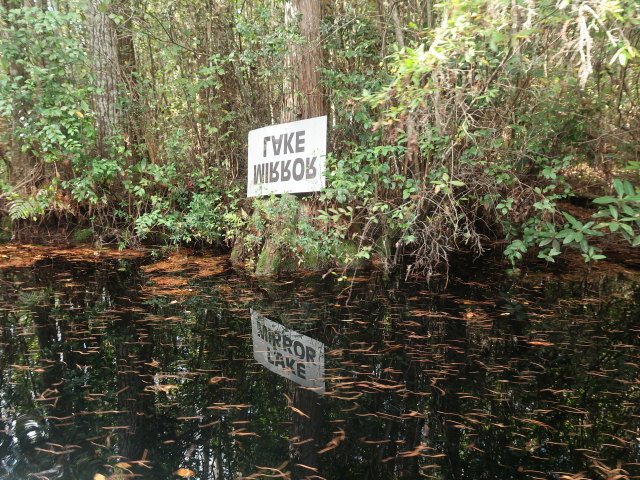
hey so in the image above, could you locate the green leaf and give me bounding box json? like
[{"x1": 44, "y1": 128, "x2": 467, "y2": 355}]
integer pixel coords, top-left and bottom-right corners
[
  {"x1": 593, "y1": 196, "x2": 617, "y2": 204},
  {"x1": 619, "y1": 223, "x2": 634, "y2": 235},
  {"x1": 621, "y1": 204, "x2": 635, "y2": 217},
  {"x1": 613, "y1": 179, "x2": 625, "y2": 197},
  {"x1": 623, "y1": 180, "x2": 635, "y2": 196},
  {"x1": 579, "y1": 240, "x2": 588, "y2": 252},
  {"x1": 562, "y1": 211, "x2": 581, "y2": 229},
  {"x1": 538, "y1": 238, "x2": 553, "y2": 247},
  {"x1": 404, "y1": 234, "x2": 416, "y2": 243},
  {"x1": 562, "y1": 233, "x2": 574, "y2": 244},
  {"x1": 609, "y1": 205, "x2": 619, "y2": 219}
]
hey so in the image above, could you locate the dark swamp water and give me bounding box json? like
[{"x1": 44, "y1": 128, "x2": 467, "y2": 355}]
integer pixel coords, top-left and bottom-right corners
[{"x1": 0, "y1": 246, "x2": 638, "y2": 480}]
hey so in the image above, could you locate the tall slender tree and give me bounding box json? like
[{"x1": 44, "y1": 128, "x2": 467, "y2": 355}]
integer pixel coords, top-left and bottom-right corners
[
  {"x1": 86, "y1": 0, "x2": 121, "y2": 158},
  {"x1": 283, "y1": 0, "x2": 324, "y2": 122}
]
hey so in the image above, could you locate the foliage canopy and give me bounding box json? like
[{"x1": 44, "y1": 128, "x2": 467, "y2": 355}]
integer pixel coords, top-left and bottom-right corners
[{"x1": 0, "y1": 0, "x2": 638, "y2": 273}]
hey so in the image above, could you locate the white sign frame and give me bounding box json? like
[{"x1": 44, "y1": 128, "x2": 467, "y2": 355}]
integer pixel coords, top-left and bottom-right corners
[
  {"x1": 247, "y1": 116, "x2": 327, "y2": 197},
  {"x1": 251, "y1": 309, "x2": 325, "y2": 393}
]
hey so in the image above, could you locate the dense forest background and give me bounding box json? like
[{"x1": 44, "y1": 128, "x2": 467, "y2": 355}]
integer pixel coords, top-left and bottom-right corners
[{"x1": 0, "y1": 0, "x2": 638, "y2": 275}]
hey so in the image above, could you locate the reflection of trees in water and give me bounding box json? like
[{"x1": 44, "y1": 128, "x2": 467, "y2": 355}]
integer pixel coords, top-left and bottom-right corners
[
  {"x1": 0, "y1": 258, "x2": 637, "y2": 479},
  {"x1": 114, "y1": 302, "x2": 156, "y2": 461},
  {"x1": 258, "y1": 271, "x2": 640, "y2": 479},
  {"x1": 0, "y1": 258, "x2": 159, "y2": 478},
  {"x1": 289, "y1": 383, "x2": 322, "y2": 480}
]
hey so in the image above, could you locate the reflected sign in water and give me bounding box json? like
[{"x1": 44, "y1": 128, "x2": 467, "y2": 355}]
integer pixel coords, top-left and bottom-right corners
[{"x1": 251, "y1": 309, "x2": 325, "y2": 393}]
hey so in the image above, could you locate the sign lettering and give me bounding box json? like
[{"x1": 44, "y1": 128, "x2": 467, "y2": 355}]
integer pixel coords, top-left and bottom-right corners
[
  {"x1": 247, "y1": 116, "x2": 327, "y2": 197},
  {"x1": 251, "y1": 309, "x2": 325, "y2": 393}
]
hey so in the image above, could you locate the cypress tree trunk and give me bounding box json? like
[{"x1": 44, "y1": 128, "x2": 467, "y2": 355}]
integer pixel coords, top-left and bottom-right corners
[
  {"x1": 283, "y1": 0, "x2": 324, "y2": 122},
  {"x1": 86, "y1": 0, "x2": 121, "y2": 158},
  {"x1": 116, "y1": 1, "x2": 144, "y2": 163}
]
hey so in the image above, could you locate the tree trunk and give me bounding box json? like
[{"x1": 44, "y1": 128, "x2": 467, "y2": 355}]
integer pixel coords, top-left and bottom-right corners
[
  {"x1": 283, "y1": 0, "x2": 324, "y2": 122},
  {"x1": 116, "y1": 0, "x2": 143, "y2": 163},
  {"x1": 86, "y1": 0, "x2": 121, "y2": 157}
]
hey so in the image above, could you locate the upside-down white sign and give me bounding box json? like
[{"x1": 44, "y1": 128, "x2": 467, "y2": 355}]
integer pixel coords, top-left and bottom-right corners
[
  {"x1": 251, "y1": 309, "x2": 325, "y2": 393},
  {"x1": 247, "y1": 116, "x2": 327, "y2": 197}
]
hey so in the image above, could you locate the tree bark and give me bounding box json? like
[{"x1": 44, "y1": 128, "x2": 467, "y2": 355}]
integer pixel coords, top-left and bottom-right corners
[
  {"x1": 86, "y1": 0, "x2": 121, "y2": 157},
  {"x1": 116, "y1": 0, "x2": 144, "y2": 163},
  {"x1": 283, "y1": 0, "x2": 324, "y2": 122}
]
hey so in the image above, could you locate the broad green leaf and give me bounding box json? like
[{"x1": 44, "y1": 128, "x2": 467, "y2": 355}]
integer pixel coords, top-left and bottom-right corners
[
  {"x1": 562, "y1": 233, "x2": 574, "y2": 244},
  {"x1": 623, "y1": 180, "x2": 635, "y2": 196},
  {"x1": 622, "y1": 204, "x2": 635, "y2": 216},
  {"x1": 593, "y1": 196, "x2": 616, "y2": 204},
  {"x1": 620, "y1": 223, "x2": 634, "y2": 235},
  {"x1": 609, "y1": 205, "x2": 619, "y2": 219},
  {"x1": 613, "y1": 178, "x2": 624, "y2": 197},
  {"x1": 562, "y1": 212, "x2": 581, "y2": 229}
]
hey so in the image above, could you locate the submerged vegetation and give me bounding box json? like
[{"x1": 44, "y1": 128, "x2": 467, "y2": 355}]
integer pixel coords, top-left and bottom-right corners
[{"x1": 0, "y1": 0, "x2": 638, "y2": 274}]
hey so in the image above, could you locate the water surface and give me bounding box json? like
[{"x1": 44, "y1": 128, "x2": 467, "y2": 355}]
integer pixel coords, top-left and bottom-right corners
[{"x1": 0, "y1": 246, "x2": 638, "y2": 480}]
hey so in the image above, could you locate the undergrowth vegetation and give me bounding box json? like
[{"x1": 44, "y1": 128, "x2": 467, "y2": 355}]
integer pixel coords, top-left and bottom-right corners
[{"x1": 0, "y1": 0, "x2": 638, "y2": 274}]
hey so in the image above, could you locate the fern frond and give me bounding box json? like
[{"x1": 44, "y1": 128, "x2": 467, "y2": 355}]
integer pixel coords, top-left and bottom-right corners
[{"x1": 8, "y1": 196, "x2": 42, "y2": 221}]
